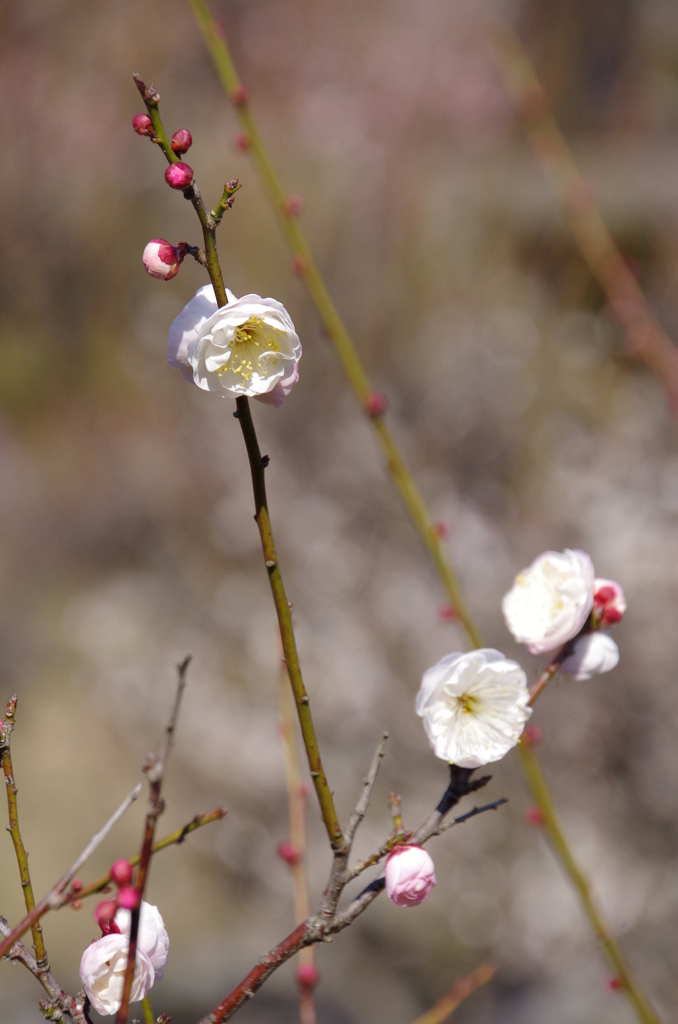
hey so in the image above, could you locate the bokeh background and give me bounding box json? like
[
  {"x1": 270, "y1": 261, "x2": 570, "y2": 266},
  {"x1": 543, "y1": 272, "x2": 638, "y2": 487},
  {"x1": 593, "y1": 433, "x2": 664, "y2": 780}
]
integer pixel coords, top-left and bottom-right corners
[{"x1": 2, "y1": 1, "x2": 678, "y2": 1021}]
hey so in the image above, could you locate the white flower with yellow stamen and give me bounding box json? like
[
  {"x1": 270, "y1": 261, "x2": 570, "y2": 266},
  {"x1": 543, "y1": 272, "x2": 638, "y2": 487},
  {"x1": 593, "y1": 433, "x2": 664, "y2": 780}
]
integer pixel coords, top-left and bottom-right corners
[
  {"x1": 502, "y1": 549, "x2": 595, "y2": 654},
  {"x1": 416, "y1": 649, "x2": 531, "y2": 768},
  {"x1": 168, "y1": 284, "x2": 301, "y2": 405}
]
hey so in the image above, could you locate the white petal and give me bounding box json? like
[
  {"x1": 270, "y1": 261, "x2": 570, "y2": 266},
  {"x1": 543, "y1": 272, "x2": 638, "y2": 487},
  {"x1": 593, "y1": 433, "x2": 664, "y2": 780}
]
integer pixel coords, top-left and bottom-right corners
[{"x1": 561, "y1": 632, "x2": 619, "y2": 680}]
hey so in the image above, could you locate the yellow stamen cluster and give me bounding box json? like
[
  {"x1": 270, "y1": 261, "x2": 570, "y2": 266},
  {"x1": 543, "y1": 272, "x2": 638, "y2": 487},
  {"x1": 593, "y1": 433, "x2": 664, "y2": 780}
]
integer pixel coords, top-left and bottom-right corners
[{"x1": 217, "y1": 315, "x2": 282, "y2": 383}]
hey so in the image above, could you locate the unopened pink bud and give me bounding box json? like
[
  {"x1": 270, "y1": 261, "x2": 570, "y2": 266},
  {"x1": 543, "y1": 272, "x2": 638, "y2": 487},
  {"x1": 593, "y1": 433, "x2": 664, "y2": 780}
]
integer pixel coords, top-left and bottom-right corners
[
  {"x1": 235, "y1": 132, "x2": 250, "y2": 152},
  {"x1": 296, "y1": 963, "x2": 320, "y2": 990},
  {"x1": 384, "y1": 845, "x2": 436, "y2": 908},
  {"x1": 365, "y1": 391, "x2": 388, "y2": 417},
  {"x1": 132, "y1": 114, "x2": 153, "y2": 136},
  {"x1": 110, "y1": 859, "x2": 133, "y2": 887},
  {"x1": 70, "y1": 879, "x2": 83, "y2": 894},
  {"x1": 95, "y1": 900, "x2": 118, "y2": 933},
  {"x1": 116, "y1": 885, "x2": 141, "y2": 910},
  {"x1": 433, "y1": 521, "x2": 448, "y2": 539},
  {"x1": 277, "y1": 841, "x2": 301, "y2": 867},
  {"x1": 607, "y1": 976, "x2": 624, "y2": 991},
  {"x1": 142, "y1": 238, "x2": 183, "y2": 281},
  {"x1": 283, "y1": 195, "x2": 303, "y2": 217},
  {"x1": 522, "y1": 723, "x2": 543, "y2": 747},
  {"x1": 164, "y1": 161, "x2": 194, "y2": 190},
  {"x1": 524, "y1": 806, "x2": 545, "y2": 826},
  {"x1": 231, "y1": 84, "x2": 249, "y2": 106},
  {"x1": 292, "y1": 255, "x2": 306, "y2": 276},
  {"x1": 171, "y1": 129, "x2": 193, "y2": 155},
  {"x1": 438, "y1": 603, "x2": 458, "y2": 622},
  {"x1": 593, "y1": 577, "x2": 626, "y2": 622}
]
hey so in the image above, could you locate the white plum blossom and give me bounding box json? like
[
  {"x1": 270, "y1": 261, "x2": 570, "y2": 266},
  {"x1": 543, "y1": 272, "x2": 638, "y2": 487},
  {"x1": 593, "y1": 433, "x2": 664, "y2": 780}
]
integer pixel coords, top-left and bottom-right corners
[
  {"x1": 79, "y1": 933, "x2": 155, "y2": 1015},
  {"x1": 114, "y1": 900, "x2": 169, "y2": 976},
  {"x1": 384, "y1": 845, "x2": 437, "y2": 907},
  {"x1": 79, "y1": 901, "x2": 168, "y2": 1015},
  {"x1": 502, "y1": 549, "x2": 595, "y2": 654},
  {"x1": 168, "y1": 284, "x2": 301, "y2": 404},
  {"x1": 416, "y1": 649, "x2": 531, "y2": 768},
  {"x1": 561, "y1": 632, "x2": 620, "y2": 680}
]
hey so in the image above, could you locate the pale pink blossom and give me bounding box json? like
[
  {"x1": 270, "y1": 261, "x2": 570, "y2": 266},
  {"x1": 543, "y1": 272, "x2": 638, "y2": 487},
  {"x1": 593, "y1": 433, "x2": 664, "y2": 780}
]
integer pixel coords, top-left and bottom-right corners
[
  {"x1": 561, "y1": 632, "x2": 619, "y2": 680},
  {"x1": 502, "y1": 549, "x2": 595, "y2": 654},
  {"x1": 384, "y1": 845, "x2": 437, "y2": 907}
]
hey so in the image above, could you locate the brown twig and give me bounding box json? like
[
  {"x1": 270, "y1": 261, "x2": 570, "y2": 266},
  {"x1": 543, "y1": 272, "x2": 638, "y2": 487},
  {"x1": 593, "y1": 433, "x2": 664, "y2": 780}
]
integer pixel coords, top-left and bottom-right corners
[
  {"x1": 115, "y1": 654, "x2": 190, "y2": 1024},
  {"x1": 0, "y1": 782, "x2": 142, "y2": 961},
  {"x1": 196, "y1": 768, "x2": 489, "y2": 1023},
  {"x1": 410, "y1": 963, "x2": 496, "y2": 1024}
]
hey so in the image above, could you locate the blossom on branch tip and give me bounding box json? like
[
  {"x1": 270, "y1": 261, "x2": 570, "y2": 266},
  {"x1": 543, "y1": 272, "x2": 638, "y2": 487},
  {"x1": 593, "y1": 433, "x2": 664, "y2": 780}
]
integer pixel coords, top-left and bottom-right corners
[
  {"x1": 416, "y1": 649, "x2": 531, "y2": 768},
  {"x1": 502, "y1": 549, "x2": 595, "y2": 654},
  {"x1": 561, "y1": 631, "x2": 619, "y2": 681},
  {"x1": 80, "y1": 933, "x2": 154, "y2": 1015},
  {"x1": 384, "y1": 845, "x2": 437, "y2": 907},
  {"x1": 168, "y1": 284, "x2": 302, "y2": 404},
  {"x1": 142, "y1": 239, "x2": 184, "y2": 280}
]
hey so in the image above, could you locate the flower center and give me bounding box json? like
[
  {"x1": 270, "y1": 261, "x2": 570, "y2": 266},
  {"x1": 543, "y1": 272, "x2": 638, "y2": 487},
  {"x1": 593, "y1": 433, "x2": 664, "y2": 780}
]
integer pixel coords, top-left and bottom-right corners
[
  {"x1": 217, "y1": 315, "x2": 282, "y2": 383},
  {"x1": 454, "y1": 691, "x2": 479, "y2": 715}
]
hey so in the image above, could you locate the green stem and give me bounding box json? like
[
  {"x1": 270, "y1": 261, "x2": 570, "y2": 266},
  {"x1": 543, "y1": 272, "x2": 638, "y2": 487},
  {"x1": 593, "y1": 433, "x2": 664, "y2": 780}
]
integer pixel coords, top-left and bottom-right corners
[
  {"x1": 519, "y1": 741, "x2": 661, "y2": 1024},
  {"x1": 187, "y1": 0, "x2": 480, "y2": 649},
  {"x1": 1, "y1": 698, "x2": 48, "y2": 968},
  {"x1": 134, "y1": 76, "x2": 344, "y2": 853}
]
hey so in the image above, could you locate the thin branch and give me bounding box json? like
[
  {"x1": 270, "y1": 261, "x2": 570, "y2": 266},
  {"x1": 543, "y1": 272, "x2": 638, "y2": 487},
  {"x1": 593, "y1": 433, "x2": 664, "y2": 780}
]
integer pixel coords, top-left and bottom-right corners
[
  {"x1": 0, "y1": 783, "x2": 142, "y2": 961},
  {"x1": 1, "y1": 916, "x2": 92, "y2": 1023},
  {"x1": 74, "y1": 807, "x2": 227, "y2": 902},
  {"x1": 1, "y1": 696, "x2": 48, "y2": 967},
  {"x1": 519, "y1": 741, "x2": 661, "y2": 1024},
  {"x1": 346, "y1": 732, "x2": 389, "y2": 845},
  {"x1": 187, "y1": 0, "x2": 481, "y2": 648},
  {"x1": 133, "y1": 74, "x2": 344, "y2": 853},
  {"x1": 115, "y1": 655, "x2": 190, "y2": 1024},
  {"x1": 491, "y1": 24, "x2": 678, "y2": 413},
  {"x1": 410, "y1": 963, "x2": 496, "y2": 1024}
]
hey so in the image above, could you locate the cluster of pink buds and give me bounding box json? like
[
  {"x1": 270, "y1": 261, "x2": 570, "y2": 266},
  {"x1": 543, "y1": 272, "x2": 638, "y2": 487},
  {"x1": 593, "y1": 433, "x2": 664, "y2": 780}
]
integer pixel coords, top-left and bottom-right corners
[
  {"x1": 94, "y1": 859, "x2": 139, "y2": 935},
  {"x1": 276, "y1": 840, "x2": 301, "y2": 867},
  {"x1": 593, "y1": 578, "x2": 626, "y2": 625}
]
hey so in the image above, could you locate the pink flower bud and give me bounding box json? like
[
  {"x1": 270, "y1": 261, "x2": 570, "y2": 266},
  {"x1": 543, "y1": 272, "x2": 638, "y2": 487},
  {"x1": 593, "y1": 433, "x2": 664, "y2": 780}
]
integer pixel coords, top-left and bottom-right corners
[
  {"x1": 433, "y1": 521, "x2": 448, "y2": 539},
  {"x1": 231, "y1": 84, "x2": 249, "y2": 106},
  {"x1": 607, "y1": 976, "x2": 624, "y2": 991},
  {"x1": 365, "y1": 391, "x2": 388, "y2": 417},
  {"x1": 95, "y1": 900, "x2": 119, "y2": 934},
  {"x1": 384, "y1": 845, "x2": 436, "y2": 908},
  {"x1": 593, "y1": 577, "x2": 626, "y2": 622},
  {"x1": 438, "y1": 603, "x2": 458, "y2": 622},
  {"x1": 117, "y1": 885, "x2": 141, "y2": 910},
  {"x1": 110, "y1": 859, "x2": 134, "y2": 887},
  {"x1": 524, "y1": 806, "x2": 545, "y2": 826},
  {"x1": 164, "y1": 162, "x2": 194, "y2": 190},
  {"x1": 277, "y1": 841, "x2": 301, "y2": 866},
  {"x1": 522, "y1": 723, "x2": 544, "y2": 747},
  {"x1": 70, "y1": 879, "x2": 83, "y2": 894},
  {"x1": 142, "y1": 239, "x2": 183, "y2": 281},
  {"x1": 171, "y1": 129, "x2": 193, "y2": 155},
  {"x1": 235, "y1": 132, "x2": 251, "y2": 152},
  {"x1": 296, "y1": 963, "x2": 320, "y2": 990},
  {"x1": 292, "y1": 255, "x2": 306, "y2": 276},
  {"x1": 283, "y1": 195, "x2": 303, "y2": 216},
  {"x1": 132, "y1": 114, "x2": 153, "y2": 136}
]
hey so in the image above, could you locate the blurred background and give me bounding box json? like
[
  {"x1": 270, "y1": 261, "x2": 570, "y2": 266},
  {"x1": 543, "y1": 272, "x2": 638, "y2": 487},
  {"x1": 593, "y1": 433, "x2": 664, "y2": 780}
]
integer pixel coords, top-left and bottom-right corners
[{"x1": 2, "y1": 0, "x2": 677, "y2": 1021}]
